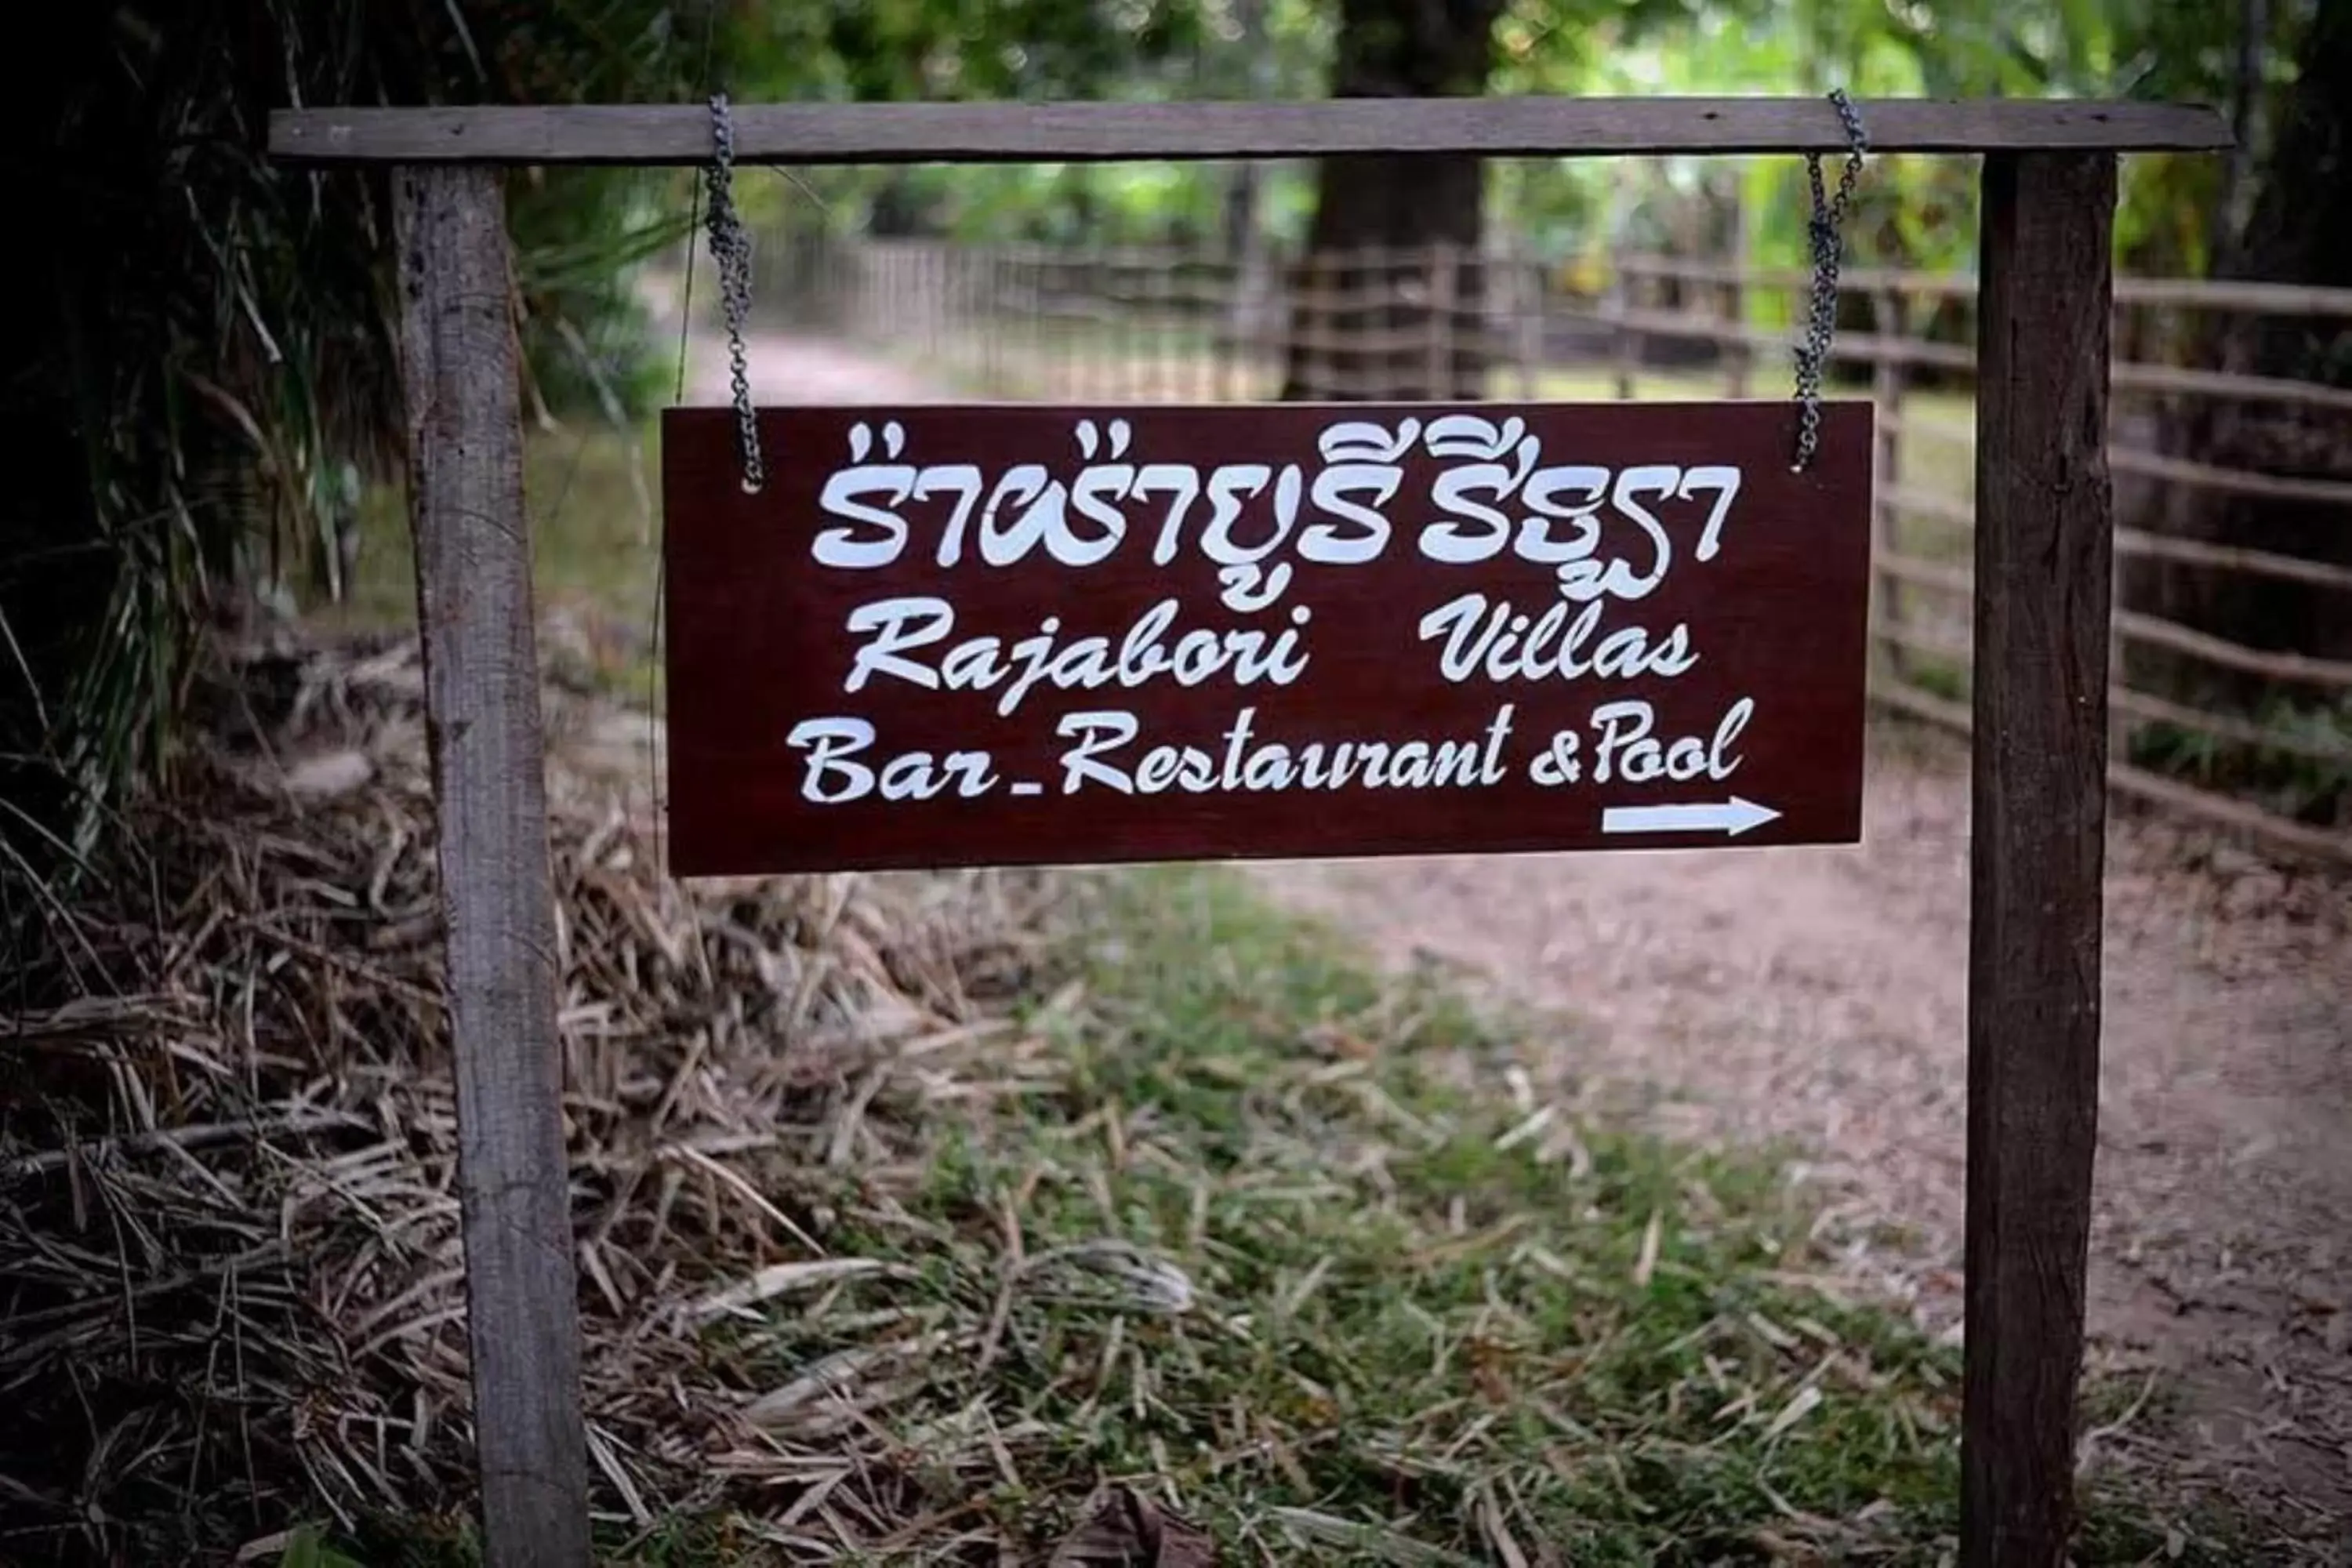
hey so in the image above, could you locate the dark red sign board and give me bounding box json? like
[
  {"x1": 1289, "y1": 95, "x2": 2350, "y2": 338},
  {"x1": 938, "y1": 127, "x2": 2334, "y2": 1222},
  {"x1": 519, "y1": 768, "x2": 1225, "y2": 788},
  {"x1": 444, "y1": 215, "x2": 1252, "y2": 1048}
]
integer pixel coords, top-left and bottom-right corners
[{"x1": 662, "y1": 401, "x2": 1872, "y2": 875}]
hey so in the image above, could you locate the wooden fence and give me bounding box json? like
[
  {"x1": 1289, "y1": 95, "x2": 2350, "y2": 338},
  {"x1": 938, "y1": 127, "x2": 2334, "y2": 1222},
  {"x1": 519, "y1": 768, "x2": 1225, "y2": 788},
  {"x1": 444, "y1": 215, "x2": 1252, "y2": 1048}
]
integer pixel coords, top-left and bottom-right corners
[{"x1": 753, "y1": 233, "x2": 2352, "y2": 864}]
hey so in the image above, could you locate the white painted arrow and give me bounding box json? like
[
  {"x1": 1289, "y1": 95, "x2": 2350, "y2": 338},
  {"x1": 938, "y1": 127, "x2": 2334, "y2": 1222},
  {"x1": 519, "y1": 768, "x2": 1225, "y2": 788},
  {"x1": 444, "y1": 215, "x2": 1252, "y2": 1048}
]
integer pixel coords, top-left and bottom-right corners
[{"x1": 1601, "y1": 797, "x2": 1782, "y2": 838}]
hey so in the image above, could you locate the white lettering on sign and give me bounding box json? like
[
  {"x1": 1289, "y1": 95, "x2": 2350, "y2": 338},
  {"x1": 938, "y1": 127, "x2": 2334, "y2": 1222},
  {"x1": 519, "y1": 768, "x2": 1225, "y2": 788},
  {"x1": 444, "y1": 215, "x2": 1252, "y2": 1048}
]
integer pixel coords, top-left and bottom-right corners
[
  {"x1": 1416, "y1": 593, "x2": 1697, "y2": 684},
  {"x1": 1050, "y1": 703, "x2": 1518, "y2": 797},
  {"x1": 768, "y1": 410, "x2": 1813, "y2": 834},
  {"x1": 843, "y1": 595, "x2": 1312, "y2": 717},
  {"x1": 810, "y1": 416, "x2": 1746, "y2": 612},
  {"x1": 786, "y1": 716, "x2": 1000, "y2": 804},
  {"x1": 781, "y1": 696, "x2": 1762, "y2": 808}
]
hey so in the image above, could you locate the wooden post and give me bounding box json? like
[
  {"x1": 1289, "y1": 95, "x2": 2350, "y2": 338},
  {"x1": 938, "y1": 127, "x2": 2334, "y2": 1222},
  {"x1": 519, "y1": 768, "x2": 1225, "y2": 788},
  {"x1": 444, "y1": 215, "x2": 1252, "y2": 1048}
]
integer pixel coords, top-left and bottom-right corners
[
  {"x1": 1074, "y1": 247, "x2": 1096, "y2": 398},
  {"x1": 394, "y1": 166, "x2": 591, "y2": 1568},
  {"x1": 1722, "y1": 272, "x2": 1751, "y2": 397},
  {"x1": 1112, "y1": 250, "x2": 1135, "y2": 400},
  {"x1": 930, "y1": 244, "x2": 943, "y2": 363},
  {"x1": 1306, "y1": 251, "x2": 1332, "y2": 400},
  {"x1": 840, "y1": 236, "x2": 856, "y2": 332},
  {"x1": 924, "y1": 244, "x2": 942, "y2": 362},
  {"x1": 953, "y1": 245, "x2": 974, "y2": 386},
  {"x1": 1610, "y1": 266, "x2": 1638, "y2": 400},
  {"x1": 1149, "y1": 251, "x2": 1172, "y2": 401},
  {"x1": 1216, "y1": 252, "x2": 1240, "y2": 403},
  {"x1": 1724, "y1": 190, "x2": 1753, "y2": 397},
  {"x1": 1512, "y1": 245, "x2": 1541, "y2": 399},
  {"x1": 1962, "y1": 150, "x2": 2117, "y2": 1568},
  {"x1": 1426, "y1": 241, "x2": 1458, "y2": 399},
  {"x1": 986, "y1": 249, "x2": 1006, "y2": 393},
  {"x1": 1871, "y1": 288, "x2": 1908, "y2": 680},
  {"x1": 1035, "y1": 251, "x2": 1057, "y2": 394},
  {"x1": 1192, "y1": 255, "x2": 1212, "y2": 405}
]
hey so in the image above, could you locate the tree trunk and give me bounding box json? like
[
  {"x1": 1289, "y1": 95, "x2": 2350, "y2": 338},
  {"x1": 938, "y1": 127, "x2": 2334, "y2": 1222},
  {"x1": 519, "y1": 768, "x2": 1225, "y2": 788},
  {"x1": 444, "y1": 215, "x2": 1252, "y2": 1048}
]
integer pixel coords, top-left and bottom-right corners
[
  {"x1": 2137, "y1": 0, "x2": 2352, "y2": 729},
  {"x1": 2226, "y1": 0, "x2": 2350, "y2": 365},
  {"x1": 1220, "y1": 0, "x2": 1271, "y2": 267},
  {"x1": 1280, "y1": 0, "x2": 1501, "y2": 401},
  {"x1": 1221, "y1": 0, "x2": 1279, "y2": 364},
  {"x1": 2205, "y1": 0, "x2": 2268, "y2": 277}
]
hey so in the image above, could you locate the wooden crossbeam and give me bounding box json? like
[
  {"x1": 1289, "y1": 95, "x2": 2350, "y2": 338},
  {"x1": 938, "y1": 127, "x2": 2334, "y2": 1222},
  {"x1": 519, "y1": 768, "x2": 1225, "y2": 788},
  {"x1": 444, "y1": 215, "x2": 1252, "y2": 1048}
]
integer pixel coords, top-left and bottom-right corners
[{"x1": 270, "y1": 97, "x2": 2230, "y2": 166}]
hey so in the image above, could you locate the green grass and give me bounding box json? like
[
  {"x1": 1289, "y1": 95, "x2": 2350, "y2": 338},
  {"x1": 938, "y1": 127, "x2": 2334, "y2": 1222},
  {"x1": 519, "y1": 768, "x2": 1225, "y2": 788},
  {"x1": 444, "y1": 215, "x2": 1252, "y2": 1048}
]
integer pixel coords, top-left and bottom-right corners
[
  {"x1": 298, "y1": 868, "x2": 2245, "y2": 1565},
  {"x1": 2128, "y1": 691, "x2": 2352, "y2": 822},
  {"x1": 907, "y1": 869, "x2": 1971, "y2": 1564}
]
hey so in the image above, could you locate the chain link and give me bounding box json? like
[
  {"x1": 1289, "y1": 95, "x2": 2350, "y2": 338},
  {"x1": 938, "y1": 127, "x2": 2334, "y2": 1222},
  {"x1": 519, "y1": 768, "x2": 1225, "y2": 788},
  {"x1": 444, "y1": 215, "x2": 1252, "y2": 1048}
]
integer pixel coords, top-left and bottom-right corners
[
  {"x1": 706, "y1": 93, "x2": 765, "y2": 492},
  {"x1": 1792, "y1": 89, "x2": 1868, "y2": 472}
]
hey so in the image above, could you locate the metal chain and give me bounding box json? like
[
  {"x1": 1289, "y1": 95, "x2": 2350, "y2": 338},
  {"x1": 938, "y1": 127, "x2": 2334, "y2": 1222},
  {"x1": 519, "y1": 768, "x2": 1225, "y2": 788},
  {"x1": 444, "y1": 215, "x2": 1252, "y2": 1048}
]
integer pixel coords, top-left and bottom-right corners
[
  {"x1": 706, "y1": 93, "x2": 765, "y2": 492},
  {"x1": 1792, "y1": 89, "x2": 1868, "y2": 471}
]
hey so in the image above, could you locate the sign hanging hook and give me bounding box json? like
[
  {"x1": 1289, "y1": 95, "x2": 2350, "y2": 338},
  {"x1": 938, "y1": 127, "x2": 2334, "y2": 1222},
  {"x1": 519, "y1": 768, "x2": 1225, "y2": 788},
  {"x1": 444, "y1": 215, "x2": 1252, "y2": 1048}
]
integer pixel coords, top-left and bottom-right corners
[
  {"x1": 706, "y1": 93, "x2": 767, "y2": 492},
  {"x1": 1792, "y1": 89, "x2": 1869, "y2": 472}
]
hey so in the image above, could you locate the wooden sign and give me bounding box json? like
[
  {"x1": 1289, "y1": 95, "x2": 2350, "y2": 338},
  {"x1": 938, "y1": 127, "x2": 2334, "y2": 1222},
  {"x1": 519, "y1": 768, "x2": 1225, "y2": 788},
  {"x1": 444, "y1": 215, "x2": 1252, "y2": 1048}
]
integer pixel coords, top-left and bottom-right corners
[{"x1": 662, "y1": 401, "x2": 1871, "y2": 875}]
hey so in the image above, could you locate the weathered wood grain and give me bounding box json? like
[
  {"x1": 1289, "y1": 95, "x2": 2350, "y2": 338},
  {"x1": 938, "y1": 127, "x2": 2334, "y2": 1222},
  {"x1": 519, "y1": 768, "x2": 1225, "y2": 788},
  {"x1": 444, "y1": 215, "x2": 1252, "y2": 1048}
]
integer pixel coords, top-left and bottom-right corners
[
  {"x1": 394, "y1": 165, "x2": 591, "y2": 1568},
  {"x1": 1962, "y1": 150, "x2": 2117, "y2": 1568},
  {"x1": 271, "y1": 98, "x2": 2230, "y2": 167}
]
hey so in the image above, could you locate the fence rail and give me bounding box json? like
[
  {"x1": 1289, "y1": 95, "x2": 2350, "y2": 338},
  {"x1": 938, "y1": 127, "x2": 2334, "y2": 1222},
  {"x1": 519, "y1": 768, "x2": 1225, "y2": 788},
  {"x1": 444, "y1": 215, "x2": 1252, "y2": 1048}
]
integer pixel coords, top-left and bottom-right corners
[{"x1": 750, "y1": 233, "x2": 2352, "y2": 864}]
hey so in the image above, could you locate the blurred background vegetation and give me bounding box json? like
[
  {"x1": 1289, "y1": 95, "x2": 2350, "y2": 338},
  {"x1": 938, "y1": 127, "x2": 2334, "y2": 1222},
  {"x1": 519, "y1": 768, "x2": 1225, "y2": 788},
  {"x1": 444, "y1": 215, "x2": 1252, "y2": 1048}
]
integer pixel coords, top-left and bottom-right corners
[{"x1": 5, "y1": 0, "x2": 2340, "y2": 931}]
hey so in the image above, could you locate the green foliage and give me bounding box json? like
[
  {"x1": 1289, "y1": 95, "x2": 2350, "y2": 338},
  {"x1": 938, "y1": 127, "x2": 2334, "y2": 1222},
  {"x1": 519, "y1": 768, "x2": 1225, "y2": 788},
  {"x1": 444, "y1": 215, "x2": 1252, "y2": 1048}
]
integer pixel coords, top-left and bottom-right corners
[
  {"x1": 4, "y1": 1, "x2": 710, "y2": 915},
  {"x1": 727, "y1": 0, "x2": 2314, "y2": 265},
  {"x1": 726, "y1": 0, "x2": 1337, "y2": 249},
  {"x1": 279, "y1": 1525, "x2": 369, "y2": 1568},
  {"x1": 2126, "y1": 692, "x2": 2352, "y2": 825},
  {"x1": 1488, "y1": 0, "x2": 2310, "y2": 278},
  {"x1": 5, "y1": 0, "x2": 1355, "y2": 895}
]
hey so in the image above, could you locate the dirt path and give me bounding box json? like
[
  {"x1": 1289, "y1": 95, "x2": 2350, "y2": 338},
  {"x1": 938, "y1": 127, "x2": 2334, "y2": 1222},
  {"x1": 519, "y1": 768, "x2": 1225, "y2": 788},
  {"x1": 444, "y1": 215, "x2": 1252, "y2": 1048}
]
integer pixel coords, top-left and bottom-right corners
[
  {"x1": 650, "y1": 269, "x2": 945, "y2": 407},
  {"x1": 713, "y1": 331, "x2": 945, "y2": 406},
  {"x1": 1256, "y1": 735, "x2": 2352, "y2": 1532},
  {"x1": 666, "y1": 323, "x2": 2352, "y2": 1534}
]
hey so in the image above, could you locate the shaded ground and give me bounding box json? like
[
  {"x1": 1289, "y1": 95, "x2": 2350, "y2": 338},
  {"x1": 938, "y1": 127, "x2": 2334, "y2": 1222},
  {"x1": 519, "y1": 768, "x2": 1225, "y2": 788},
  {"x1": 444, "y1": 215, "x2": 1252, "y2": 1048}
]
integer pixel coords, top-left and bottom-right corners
[{"x1": 673, "y1": 321, "x2": 2352, "y2": 1540}]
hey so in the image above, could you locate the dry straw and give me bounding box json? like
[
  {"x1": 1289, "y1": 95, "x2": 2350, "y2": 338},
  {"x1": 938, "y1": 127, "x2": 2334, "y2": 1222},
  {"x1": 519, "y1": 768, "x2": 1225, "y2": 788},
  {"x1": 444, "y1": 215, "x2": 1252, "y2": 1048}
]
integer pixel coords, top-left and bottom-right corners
[{"x1": 1, "y1": 630, "x2": 1050, "y2": 1562}]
